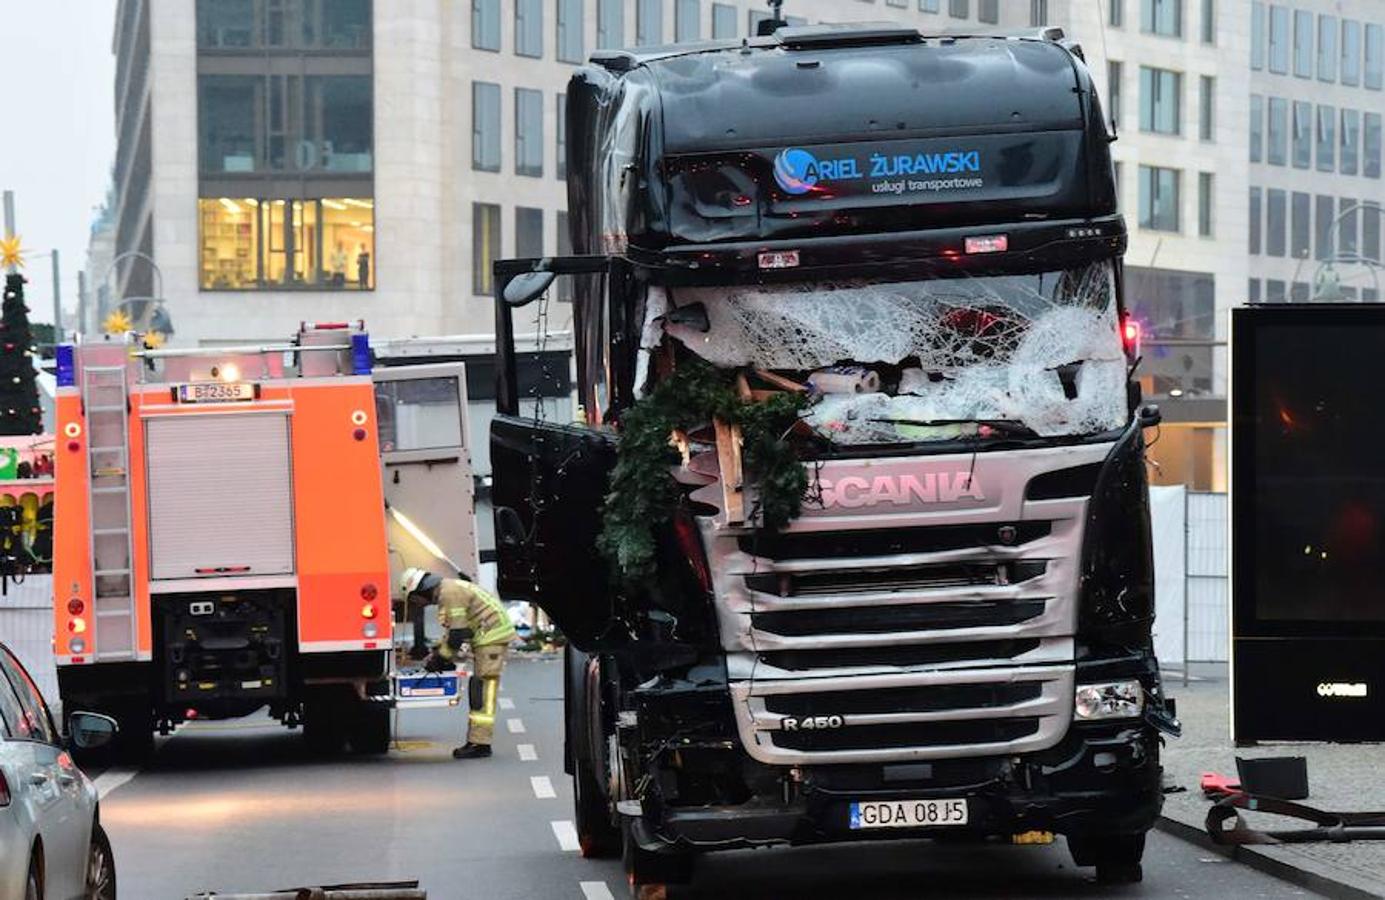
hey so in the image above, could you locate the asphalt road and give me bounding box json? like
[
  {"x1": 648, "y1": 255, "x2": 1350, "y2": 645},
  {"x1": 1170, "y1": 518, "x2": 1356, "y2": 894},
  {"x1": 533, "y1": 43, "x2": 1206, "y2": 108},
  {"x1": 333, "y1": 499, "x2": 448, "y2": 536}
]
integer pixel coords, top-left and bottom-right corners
[{"x1": 92, "y1": 658, "x2": 1326, "y2": 899}]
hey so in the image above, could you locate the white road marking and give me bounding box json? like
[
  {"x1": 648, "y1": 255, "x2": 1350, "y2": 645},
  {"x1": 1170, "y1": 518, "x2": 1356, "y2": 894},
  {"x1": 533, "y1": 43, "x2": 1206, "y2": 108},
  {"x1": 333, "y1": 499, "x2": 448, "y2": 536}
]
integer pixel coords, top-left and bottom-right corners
[
  {"x1": 518, "y1": 743, "x2": 538, "y2": 761},
  {"x1": 580, "y1": 882, "x2": 616, "y2": 900},
  {"x1": 551, "y1": 819, "x2": 580, "y2": 852},
  {"x1": 93, "y1": 767, "x2": 139, "y2": 800},
  {"x1": 531, "y1": 775, "x2": 557, "y2": 799},
  {"x1": 507, "y1": 718, "x2": 526, "y2": 734},
  {"x1": 499, "y1": 697, "x2": 516, "y2": 710}
]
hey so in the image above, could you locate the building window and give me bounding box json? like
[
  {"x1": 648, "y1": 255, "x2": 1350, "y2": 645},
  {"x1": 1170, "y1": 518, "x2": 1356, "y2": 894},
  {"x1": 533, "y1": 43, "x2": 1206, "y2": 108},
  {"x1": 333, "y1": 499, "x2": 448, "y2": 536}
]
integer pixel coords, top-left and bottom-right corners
[
  {"x1": 949, "y1": 0, "x2": 968, "y2": 19},
  {"x1": 558, "y1": 0, "x2": 584, "y2": 62},
  {"x1": 1366, "y1": 24, "x2": 1383, "y2": 89},
  {"x1": 676, "y1": 0, "x2": 700, "y2": 41},
  {"x1": 1342, "y1": 20, "x2": 1361, "y2": 86},
  {"x1": 1315, "y1": 194, "x2": 1334, "y2": 260},
  {"x1": 1265, "y1": 280, "x2": 1285, "y2": 303},
  {"x1": 515, "y1": 88, "x2": 544, "y2": 177},
  {"x1": 1248, "y1": 278, "x2": 1261, "y2": 303},
  {"x1": 1342, "y1": 109, "x2": 1361, "y2": 176},
  {"x1": 516, "y1": 206, "x2": 544, "y2": 259},
  {"x1": 473, "y1": 203, "x2": 501, "y2": 296},
  {"x1": 1251, "y1": 2, "x2": 1265, "y2": 70},
  {"x1": 1110, "y1": 0, "x2": 1124, "y2": 27},
  {"x1": 1029, "y1": 0, "x2": 1047, "y2": 26},
  {"x1": 979, "y1": 0, "x2": 998, "y2": 23},
  {"x1": 1318, "y1": 15, "x2": 1337, "y2": 82},
  {"x1": 1197, "y1": 172, "x2": 1213, "y2": 236},
  {"x1": 1290, "y1": 281, "x2": 1309, "y2": 301},
  {"x1": 712, "y1": 3, "x2": 737, "y2": 37},
  {"x1": 196, "y1": 0, "x2": 372, "y2": 50},
  {"x1": 920, "y1": 0, "x2": 940, "y2": 10},
  {"x1": 1141, "y1": 0, "x2": 1181, "y2": 37},
  {"x1": 1139, "y1": 67, "x2": 1181, "y2": 135},
  {"x1": 1339, "y1": 198, "x2": 1358, "y2": 258},
  {"x1": 1108, "y1": 61, "x2": 1122, "y2": 131},
  {"x1": 556, "y1": 93, "x2": 567, "y2": 180},
  {"x1": 1293, "y1": 10, "x2": 1313, "y2": 77},
  {"x1": 1198, "y1": 75, "x2": 1214, "y2": 141},
  {"x1": 1138, "y1": 165, "x2": 1180, "y2": 231},
  {"x1": 1291, "y1": 191, "x2": 1311, "y2": 260},
  {"x1": 1266, "y1": 188, "x2": 1286, "y2": 257},
  {"x1": 1249, "y1": 94, "x2": 1263, "y2": 162},
  {"x1": 516, "y1": 0, "x2": 543, "y2": 57},
  {"x1": 1266, "y1": 96, "x2": 1287, "y2": 165},
  {"x1": 1200, "y1": 0, "x2": 1213, "y2": 43},
  {"x1": 1366, "y1": 113, "x2": 1383, "y2": 178},
  {"x1": 1285, "y1": 99, "x2": 1307, "y2": 168},
  {"x1": 472, "y1": 82, "x2": 501, "y2": 172},
  {"x1": 473, "y1": 0, "x2": 501, "y2": 50},
  {"x1": 556, "y1": 211, "x2": 573, "y2": 301},
  {"x1": 637, "y1": 0, "x2": 663, "y2": 45},
  {"x1": 1363, "y1": 203, "x2": 1381, "y2": 262},
  {"x1": 1114, "y1": 161, "x2": 1123, "y2": 210},
  {"x1": 1291, "y1": 100, "x2": 1311, "y2": 169},
  {"x1": 1248, "y1": 187, "x2": 1262, "y2": 254},
  {"x1": 598, "y1": 0, "x2": 624, "y2": 47},
  {"x1": 198, "y1": 74, "x2": 372, "y2": 175},
  {"x1": 1317, "y1": 104, "x2": 1336, "y2": 173},
  {"x1": 1268, "y1": 5, "x2": 1289, "y2": 73},
  {"x1": 198, "y1": 197, "x2": 373, "y2": 291}
]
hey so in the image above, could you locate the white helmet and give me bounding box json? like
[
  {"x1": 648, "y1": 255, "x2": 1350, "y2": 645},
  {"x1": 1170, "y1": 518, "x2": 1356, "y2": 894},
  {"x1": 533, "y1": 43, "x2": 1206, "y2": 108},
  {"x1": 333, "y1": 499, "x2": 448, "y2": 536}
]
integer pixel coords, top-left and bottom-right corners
[{"x1": 400, "y1": 567, "x2": 430, "y2": 597}]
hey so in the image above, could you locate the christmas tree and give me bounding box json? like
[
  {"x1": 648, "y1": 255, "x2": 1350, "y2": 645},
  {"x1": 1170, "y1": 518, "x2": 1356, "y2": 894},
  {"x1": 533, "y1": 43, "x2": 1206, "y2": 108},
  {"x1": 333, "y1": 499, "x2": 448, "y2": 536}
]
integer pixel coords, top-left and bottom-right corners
[{"x1": 0, "y1": 273, "x2": 42, "y2": 435}]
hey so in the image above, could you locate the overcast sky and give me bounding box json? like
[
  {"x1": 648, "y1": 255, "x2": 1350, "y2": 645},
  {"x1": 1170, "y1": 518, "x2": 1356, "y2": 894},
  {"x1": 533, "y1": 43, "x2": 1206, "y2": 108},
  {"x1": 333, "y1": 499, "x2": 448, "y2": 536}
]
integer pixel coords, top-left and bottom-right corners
[{"x1": 1, "y1": 0, "x2": 117, "y2": 327}]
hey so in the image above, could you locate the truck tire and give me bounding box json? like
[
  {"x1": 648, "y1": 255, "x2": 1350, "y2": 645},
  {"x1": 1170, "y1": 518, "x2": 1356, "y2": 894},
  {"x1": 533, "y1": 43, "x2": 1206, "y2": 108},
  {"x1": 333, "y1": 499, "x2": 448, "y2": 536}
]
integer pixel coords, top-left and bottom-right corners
[
  {"x1": 569, "y1": 649, "x2": 619, "y2": 858},
  {"x1": 302, "y1": 689, "x2": 347, "y2": 755},
  {"x1": 347, "y1": 703, "x2": 391, "y2": 755},
  {"x1": 621, "y1": 819, "x2": 694, "y2": 898},
  {"x1": 1067, "y1": 831, "x2": 1145, "y2": 884}
]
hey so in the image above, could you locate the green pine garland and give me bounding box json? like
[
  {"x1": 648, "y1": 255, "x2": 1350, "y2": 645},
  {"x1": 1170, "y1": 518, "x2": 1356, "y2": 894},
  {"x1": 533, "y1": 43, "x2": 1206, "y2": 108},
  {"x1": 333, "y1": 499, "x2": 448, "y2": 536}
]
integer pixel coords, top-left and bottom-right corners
[{"x1": 598, "y1": 358, "x2": 809, "y2": 581}]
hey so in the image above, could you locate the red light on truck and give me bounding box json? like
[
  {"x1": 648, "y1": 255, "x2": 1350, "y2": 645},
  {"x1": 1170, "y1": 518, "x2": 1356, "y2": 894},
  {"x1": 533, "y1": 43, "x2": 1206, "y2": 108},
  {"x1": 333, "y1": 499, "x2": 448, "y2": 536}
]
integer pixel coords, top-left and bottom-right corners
[
  {"x1": 1122, "y1": 318, "x2": 1142, "y2": 355},
  {"x1": 67, "y1": 598, "x2": 84, "y2": 615},
  {"x1": 964, "y1": 234, "x2": 1008, "y2": 254},
  {"x1": 67, "y1": 440, "x2": 80, "y2": 453},
  {"x1": 361, "y1": 583, "x2": 378, "y2": 601},
  {"x1": 360, "y1": 602, "x2": 377, "y2": 619},
  {"x1": 353, "y1": 428, "x2": 367, "y2": 441},
  {"x1": 68, "y1": 617, "x2": 86, "y2": 634}
]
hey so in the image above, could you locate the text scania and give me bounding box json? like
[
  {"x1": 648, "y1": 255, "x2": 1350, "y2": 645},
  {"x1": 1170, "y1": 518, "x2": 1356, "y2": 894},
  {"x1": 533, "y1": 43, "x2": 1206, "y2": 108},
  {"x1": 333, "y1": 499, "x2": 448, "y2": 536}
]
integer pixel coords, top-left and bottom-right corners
[
  {"x1": 818, "y1": 472, "x2": 985, "y2": 509},
  {"x1": 870, "y1": 150, "x2": 981, "y2": 177}
]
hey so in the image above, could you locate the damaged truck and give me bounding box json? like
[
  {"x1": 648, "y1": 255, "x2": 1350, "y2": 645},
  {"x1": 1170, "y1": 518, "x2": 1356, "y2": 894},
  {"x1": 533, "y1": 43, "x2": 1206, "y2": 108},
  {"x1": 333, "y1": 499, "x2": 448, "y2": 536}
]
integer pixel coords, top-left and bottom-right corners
[{"x1": 490, "y1": 22, "x2": 1178, "y2": 894}]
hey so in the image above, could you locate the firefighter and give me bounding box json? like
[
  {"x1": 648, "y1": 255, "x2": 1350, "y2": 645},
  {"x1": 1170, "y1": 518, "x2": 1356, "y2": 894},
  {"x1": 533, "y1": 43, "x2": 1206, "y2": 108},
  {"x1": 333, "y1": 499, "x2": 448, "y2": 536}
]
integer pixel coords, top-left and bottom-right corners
[{"x1": 400, "y1": 567, "x2": 516, "y2": 759}]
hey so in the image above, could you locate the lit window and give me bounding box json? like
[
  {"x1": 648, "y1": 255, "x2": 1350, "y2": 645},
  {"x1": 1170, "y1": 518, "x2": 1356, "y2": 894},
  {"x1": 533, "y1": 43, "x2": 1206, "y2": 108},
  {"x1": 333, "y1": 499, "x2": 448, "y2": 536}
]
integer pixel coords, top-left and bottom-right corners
[
  {"x1": 473, "y1": 203, "x2": 501, "y2": 296},
  {"x1": 198, "y1": 197, "x2": 374, "y2": 291}
]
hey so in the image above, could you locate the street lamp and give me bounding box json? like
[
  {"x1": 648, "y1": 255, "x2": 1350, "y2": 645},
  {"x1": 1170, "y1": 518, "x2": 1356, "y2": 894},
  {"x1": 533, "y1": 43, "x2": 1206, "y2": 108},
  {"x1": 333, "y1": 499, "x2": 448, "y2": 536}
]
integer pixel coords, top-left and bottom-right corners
[{"x1": 97, "y1": 250, "x2": 174, "y2": 339}]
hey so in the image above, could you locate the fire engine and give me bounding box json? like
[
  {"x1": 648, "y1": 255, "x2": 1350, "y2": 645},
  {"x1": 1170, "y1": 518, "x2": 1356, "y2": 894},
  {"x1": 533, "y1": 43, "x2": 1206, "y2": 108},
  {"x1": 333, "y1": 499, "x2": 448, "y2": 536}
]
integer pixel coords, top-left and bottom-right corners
[{"x1": 52, "y1": 323, "x2": 393, "y2": 760}]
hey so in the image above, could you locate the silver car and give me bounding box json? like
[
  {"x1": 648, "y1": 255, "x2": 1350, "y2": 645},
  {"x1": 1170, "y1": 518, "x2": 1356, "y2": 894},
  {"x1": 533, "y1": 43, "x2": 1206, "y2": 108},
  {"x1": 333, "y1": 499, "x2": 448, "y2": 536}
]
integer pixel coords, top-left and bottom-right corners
[{"x1": 0, "y1": 642, "x2": 117, "y2": 899}]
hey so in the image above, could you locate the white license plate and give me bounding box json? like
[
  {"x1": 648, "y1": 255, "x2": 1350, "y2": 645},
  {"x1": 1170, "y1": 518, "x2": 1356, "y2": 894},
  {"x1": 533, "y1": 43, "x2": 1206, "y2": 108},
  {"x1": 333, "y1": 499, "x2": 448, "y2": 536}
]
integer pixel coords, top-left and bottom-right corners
[
  {"x1": 849, "y1": 798, "x2": 968, "y2": 830},
  {"x1": 177, "y1": 382, "x2": 256, "y2": 403}
]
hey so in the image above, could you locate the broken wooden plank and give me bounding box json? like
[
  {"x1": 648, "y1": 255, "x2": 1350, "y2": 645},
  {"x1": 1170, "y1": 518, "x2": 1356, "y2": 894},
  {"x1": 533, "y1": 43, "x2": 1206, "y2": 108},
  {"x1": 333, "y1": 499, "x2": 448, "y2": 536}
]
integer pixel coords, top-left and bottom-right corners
[{"x1": 713, "y1": 417, "x2": 745, "y2": 524}]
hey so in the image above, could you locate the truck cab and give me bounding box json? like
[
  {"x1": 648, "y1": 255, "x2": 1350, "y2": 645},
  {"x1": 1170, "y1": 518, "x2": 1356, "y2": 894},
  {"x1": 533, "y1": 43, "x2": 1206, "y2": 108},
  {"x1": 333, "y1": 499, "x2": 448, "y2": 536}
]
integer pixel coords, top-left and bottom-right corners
[{"x1": 490, "y1": 23, "x2": 1178, "y2": 895}]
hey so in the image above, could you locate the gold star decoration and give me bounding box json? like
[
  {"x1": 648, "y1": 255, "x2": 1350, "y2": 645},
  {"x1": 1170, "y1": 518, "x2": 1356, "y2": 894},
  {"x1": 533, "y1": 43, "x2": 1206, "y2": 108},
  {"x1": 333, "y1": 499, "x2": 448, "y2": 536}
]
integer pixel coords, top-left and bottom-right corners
[
  {"x1": 142, "y1": 331, "x2": 166, "y2": 349},
  {"x1": 103, "y1": 309, "x2": 133, "y2": 335},
  {"x1": 0, "y1": 235, "x2": 23, "y2": 269}
]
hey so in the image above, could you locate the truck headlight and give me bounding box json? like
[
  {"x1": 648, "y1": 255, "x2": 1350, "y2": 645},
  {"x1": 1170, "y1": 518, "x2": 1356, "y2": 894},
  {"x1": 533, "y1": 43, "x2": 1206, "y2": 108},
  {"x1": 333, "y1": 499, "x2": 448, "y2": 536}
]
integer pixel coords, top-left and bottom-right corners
[{"x1": 1074, "y1": 680, "x2": 1144, "y2": 720}]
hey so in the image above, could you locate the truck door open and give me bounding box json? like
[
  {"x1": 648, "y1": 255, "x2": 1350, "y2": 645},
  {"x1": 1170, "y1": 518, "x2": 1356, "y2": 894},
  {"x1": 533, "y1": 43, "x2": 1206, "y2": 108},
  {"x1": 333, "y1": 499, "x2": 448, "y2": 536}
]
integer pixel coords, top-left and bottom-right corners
[{"x1": 490, "y1": 257, "x2": 620, "y2": 651}]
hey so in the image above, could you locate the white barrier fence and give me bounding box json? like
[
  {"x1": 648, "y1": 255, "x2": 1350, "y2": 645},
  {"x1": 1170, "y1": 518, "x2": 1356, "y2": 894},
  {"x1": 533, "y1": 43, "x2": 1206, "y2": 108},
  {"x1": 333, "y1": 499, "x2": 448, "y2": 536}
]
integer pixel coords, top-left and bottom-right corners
[
  {"x1": 0, "y1": 574, "x2": 57, "y2": 701},
  {"x1": 1151, "y1": 487, "x2": 1229, "y2": 667}
]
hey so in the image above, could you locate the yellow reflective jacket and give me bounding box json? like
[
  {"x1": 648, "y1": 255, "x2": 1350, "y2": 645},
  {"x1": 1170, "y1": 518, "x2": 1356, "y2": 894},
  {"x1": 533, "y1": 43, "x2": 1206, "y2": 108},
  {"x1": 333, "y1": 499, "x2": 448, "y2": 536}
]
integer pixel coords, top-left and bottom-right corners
[{"x1": 435, "y1": 579, "x2": 516, "y2": 654}]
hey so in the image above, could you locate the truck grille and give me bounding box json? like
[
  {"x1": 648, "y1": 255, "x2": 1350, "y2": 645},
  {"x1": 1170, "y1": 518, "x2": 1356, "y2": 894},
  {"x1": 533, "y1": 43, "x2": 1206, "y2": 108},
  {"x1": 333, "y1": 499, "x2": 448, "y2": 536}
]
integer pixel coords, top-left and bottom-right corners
[
  {"x1": 702, "y1": 442, "x2": 1107, "y2": 765},
  {"x1": 772, "y1": 718, "x2": 1041, "y2": 753},
  {"x1": 756, "y1": 639, "x2": 1043, "y2": 672}
]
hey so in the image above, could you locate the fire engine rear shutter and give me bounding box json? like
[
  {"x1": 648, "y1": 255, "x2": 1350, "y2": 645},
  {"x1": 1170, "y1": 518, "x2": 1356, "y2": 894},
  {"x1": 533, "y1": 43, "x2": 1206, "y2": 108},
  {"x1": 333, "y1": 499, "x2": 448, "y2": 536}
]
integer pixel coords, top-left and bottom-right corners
[{"x1": 145, "y1": 413, "x2": 295, "y2": 580}]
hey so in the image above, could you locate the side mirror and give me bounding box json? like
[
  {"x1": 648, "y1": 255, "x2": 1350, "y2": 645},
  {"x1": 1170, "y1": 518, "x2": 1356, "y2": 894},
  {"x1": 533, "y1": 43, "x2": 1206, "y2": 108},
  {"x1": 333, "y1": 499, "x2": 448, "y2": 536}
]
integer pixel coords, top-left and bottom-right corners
[
  {"x1": 68, "y1": 711, "x2": 118, "y2": 750},
  {"x1": 1139, "y1": 404, "x2": 1162, "y2": 428},
  {"x1": 662, "y1": 302, "x2": 711, "y2": 334},
  {"x1": 495, "y1": 506, "x2": 528, "y2": 549},
  {"x1": 503, "y1": 271, "x2": 557, "y2": 308}
]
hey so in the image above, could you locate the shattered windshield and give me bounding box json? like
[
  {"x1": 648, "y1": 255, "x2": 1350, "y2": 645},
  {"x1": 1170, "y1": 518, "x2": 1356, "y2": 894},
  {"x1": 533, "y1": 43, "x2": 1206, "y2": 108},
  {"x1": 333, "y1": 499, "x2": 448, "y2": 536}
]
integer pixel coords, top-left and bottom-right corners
[{"x1": 653, "y1": 260, "x2": 1128, "y2": 443}]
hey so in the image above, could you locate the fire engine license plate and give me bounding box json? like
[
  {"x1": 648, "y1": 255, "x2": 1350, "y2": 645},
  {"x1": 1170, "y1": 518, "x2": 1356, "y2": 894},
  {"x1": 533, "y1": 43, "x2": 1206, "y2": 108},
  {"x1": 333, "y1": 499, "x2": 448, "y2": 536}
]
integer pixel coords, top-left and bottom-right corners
[
  {"x1": 177, "y1": 382, "x2": 255, "y2": 403},
  {"x1": 849, "y1": 798, "x2": 968, "y2": 830}
]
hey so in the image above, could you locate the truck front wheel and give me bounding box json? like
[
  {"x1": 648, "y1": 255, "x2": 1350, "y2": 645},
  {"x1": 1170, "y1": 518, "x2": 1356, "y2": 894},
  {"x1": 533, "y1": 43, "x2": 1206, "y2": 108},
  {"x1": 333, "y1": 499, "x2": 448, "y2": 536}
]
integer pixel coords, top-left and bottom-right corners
[{"x1": 1067, "y1": 831, "x2": 1145, "y2": 884}]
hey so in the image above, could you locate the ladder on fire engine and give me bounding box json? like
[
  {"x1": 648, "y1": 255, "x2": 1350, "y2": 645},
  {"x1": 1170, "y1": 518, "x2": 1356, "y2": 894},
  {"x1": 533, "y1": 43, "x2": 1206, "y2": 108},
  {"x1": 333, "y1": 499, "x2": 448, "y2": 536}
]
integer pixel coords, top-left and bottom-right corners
[{"x1": 82, "y1": 364, "x2": 137, "y2": 660}]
